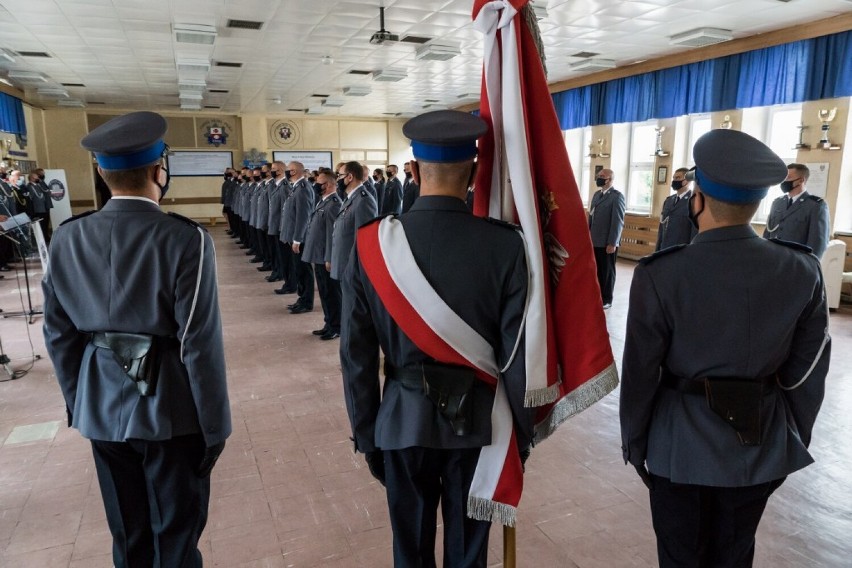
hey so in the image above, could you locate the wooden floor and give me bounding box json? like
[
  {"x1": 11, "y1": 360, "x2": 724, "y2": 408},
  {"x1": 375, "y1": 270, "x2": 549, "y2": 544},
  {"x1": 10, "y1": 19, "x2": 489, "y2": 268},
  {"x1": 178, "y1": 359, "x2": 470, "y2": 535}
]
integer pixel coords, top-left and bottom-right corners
[{"x1": 0, "y1": 225, "x2": 849, "y2": 567}]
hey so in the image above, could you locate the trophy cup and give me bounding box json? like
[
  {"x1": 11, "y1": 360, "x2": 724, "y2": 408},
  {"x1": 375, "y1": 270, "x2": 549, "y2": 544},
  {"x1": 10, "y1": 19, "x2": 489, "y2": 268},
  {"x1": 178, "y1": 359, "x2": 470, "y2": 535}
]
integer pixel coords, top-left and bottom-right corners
[
  {"x1": 653, "y1": 126, "x2": 669, "y2": 157},
  {"x1": 794, "y1": 124, "x2": 810, "y2": 150},
  {"x1": 817, "y1": 108, "x2": 840, "y2": 150}
]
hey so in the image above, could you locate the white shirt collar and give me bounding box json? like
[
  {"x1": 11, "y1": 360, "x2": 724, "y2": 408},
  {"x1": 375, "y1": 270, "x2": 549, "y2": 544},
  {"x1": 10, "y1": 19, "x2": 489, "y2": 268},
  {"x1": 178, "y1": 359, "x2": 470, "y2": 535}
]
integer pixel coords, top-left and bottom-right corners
[
  {"x1": 110, "y1": 195, "x2": 159, "y2": 207},
  {"x1": 789, "y1": 190, "x2": 806, "y2": 204}
]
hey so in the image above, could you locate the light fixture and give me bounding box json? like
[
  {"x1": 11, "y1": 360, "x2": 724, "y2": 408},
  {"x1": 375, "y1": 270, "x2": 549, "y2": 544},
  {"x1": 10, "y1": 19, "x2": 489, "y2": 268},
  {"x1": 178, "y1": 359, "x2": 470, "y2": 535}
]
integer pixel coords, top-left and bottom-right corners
[
  {"x1": 322, "y1": 96, "x2": 345, "y2": 107},
  {"x1": 414, "y1": 42, "x2": 460, "y2": 62},
  {"x1": 57, "y1": 99, "x2": 86, "y2": 108},
  {"x1": 306, "y1": 106, "x2": 325, "y2": 115},
  {"x1": 372, "y1": 68, "x2": 407, "y2": 82},
  {"x1": 7, "y1": 70, "x2": 48, "y2": 84},
  {"x1": 0, "y1": 49, "x2": 16, "y2": 64},
  {"x1": 37, "y1": 87, "x2": 69, "y2": 98},
  {"x1": 176, "y1": 58, "x2": 211, "y2": 74},
  {"x1": 180, "y1": 101, "x2": 202, "y2": 110},
  {"x1": 321, "y1": 55, "x2": 334, "y2": 65},
  {"x1": 178, "y1": 79, "x2": 207, "y2": 90},
  {"x1": 569, "y1": 59, "x2": 616, "y2": 72},
  {"x1": 669, "y1": 27, "x2": 733, "y2": 47},
  {"x1": 343, "y1": 85, "x2": 371, "y2": 96},
  {"x1": 174, "y1": 23, "x2": 217, "y2": 45}
]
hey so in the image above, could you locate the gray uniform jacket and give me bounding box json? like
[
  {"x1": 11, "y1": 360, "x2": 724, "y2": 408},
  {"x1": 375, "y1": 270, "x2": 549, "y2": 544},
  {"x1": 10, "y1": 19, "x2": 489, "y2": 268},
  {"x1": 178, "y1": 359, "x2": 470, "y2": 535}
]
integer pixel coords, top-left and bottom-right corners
[
  {"x1": 0, "y1": 181, "x2": 18, "y2": 215},
  {"x1": 341, "y1": 196, "x2": 533, "y2": 453},
  {"x1": 42, "y1": 198, "x2": 232, "y2": 448},
  {"x1": 373, "y1": 179, "x2": 385, "y2": 213},
  {"x1": 655, "y1": 190, "x2": 697, "y2": 251},
  {"x1": 362, "y1": 177, "x2": 378, "y2": 206},
  {"x1": 381, "y1": 177, "x2": 403, "y2": 216},
  {"x1": 277, "y1": 183, "x2": 293, "y2": 241},
  {"x1": 589, "y1": 187, "x2": 625, "y2": 247},
  {"x1": 763, "y1": 192, "x2": 830, "y2": 258},
  {"x1": 255, "y1": 180, "x2": 271, "y2": 232},
  {"x1": 281, "y1": 178, "x2": 315, "y2": 244},
  {"x1": 248, "y1": 182, "x2": 261, "y2": 227},
  {"x1": 401, "y1": 177, "x2": 420, "y2": 213},
  {"x1": 620, "y1": 225, "x2": 829, "y2": 487},
  {"x1": 330, "y1": 185, "x2": 378, "y2": 280},
  {"x1": 302, "y1": 193, "x2": 342, "y2": 265},
  {"x1": 267, "y1": 179, "x2": 285, "y2": 236}
]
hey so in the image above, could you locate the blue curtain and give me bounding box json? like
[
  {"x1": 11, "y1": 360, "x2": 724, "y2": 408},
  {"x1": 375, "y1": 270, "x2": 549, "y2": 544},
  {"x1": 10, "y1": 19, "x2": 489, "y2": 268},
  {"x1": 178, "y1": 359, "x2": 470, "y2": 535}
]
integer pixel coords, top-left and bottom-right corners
[
  {"x1": 0, "y1": 93, "x2": 26, "y2": 135},
  {"x1": 553, "y1": 30, "x2": 852, "y2": 130}
]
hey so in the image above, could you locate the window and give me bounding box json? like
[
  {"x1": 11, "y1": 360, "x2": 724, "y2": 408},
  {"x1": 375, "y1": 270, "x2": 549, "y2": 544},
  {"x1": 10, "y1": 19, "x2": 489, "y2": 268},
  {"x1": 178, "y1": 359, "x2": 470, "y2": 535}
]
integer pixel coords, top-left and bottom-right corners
[
  {"x1": 687, "y1": 115, "x2": 712, "y2": 166},
  {"x1": 626, "y1": 122, "x2": 656, "y2": 214},
  {"x1": 564, "y1": 126, "x2": 592, "y2": 205},
  {"x1": 755, "y1": 105, "x2": 800, "y2": 222}
]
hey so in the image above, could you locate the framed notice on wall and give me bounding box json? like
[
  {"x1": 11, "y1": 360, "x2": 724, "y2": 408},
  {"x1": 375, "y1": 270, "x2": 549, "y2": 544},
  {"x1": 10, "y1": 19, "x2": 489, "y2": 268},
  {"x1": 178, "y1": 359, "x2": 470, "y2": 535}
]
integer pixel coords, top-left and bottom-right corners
[
  {"x1": 272, "y1": 151, "x2": 333, "y2": 172},
  {"x1": 167, "y1": 151, "x2": 233, "y2": 176}
]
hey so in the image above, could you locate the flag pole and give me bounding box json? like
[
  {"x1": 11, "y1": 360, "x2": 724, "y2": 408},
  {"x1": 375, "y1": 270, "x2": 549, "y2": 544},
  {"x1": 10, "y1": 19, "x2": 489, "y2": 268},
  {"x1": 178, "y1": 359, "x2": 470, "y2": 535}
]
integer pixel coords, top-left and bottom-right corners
[{"x1": 503, "y1": 525, "x2": 516, "y2": 568}]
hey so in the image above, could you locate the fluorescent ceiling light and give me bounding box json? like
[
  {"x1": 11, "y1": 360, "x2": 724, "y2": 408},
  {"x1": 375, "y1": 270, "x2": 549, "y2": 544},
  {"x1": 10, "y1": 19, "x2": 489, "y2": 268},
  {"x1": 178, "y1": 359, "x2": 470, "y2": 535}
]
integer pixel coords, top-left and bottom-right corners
[
  {"x1": 37, "y1": 87, "x2": 69, "y2": 98},
  {"x1": 531, "y1": 1, "x2": 548, "y2": 20},
  {"x1": 343, "y1": 85, "x2": 371, "y2": 96},
  {"x1": 174, "y1": 23, "x2": 217, "y2": 45},
  {"x1": 306, "y1": 106, "x2": 325, "y2": 115},
  {"x1": 322, "y1": 97, "x2": 345, "y2": 107},
  {"x1": 178, "y1": 79, "x2": 206, "y2": 90},
  {"x1": 415, "y1": 42, "x2": 460, "y2": 62},
  {"x1": 179, "y1": 90, "x2": 204, "y2": 100},
  {"x1": 176, "y1": 58, "x2": 211, "y2": 74},
  {"x1": 669, "y1": 27, "x2": 733, "y2": 47},
  {"x1": 0, "y1": 49, "x2": 16, "y2": 64},
  {"x1": 180, "y1": 101, "x2": 202, "y2": 110},
  {"x1": 57, "y1": 99, "x2": 86, "y2": 108},
  {"x1": 569, "y1": 58, "x2": 616, "y2": 71},
  {"x1": 372, "y1": 68, "x2": 407, "y2": 82},
  {"x1": 7, "y1": 70, "x2": 48, "y2": 84}
]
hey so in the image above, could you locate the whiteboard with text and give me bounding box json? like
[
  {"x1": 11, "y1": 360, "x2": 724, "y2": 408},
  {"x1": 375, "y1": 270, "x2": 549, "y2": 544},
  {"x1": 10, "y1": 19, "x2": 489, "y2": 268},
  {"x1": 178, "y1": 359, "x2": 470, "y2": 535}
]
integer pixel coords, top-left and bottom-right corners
[{"x1": 167, "y1": 151, "x2": 234, "y2": 176}]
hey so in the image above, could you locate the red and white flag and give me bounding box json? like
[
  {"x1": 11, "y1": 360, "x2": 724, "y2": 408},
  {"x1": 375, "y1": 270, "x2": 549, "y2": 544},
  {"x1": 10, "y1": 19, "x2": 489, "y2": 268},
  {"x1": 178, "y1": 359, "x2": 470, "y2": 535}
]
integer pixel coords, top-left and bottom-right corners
[{"x1": 472, "y1": 0, "x2": 618, "y2": 441}]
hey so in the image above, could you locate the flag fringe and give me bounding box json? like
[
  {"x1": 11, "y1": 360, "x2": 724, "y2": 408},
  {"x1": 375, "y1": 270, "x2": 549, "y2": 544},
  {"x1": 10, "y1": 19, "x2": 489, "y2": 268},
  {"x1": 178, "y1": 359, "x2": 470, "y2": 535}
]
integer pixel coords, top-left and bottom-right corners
[
  {"x1": 533, "y1": 362, "x2": 620, "y2": 444},
  {"x1": 467, "y1": 496, "x2": 517, "y2": 527},
  {"x1": 524, "y1": 381, "x2": 560, "y2": 407}
]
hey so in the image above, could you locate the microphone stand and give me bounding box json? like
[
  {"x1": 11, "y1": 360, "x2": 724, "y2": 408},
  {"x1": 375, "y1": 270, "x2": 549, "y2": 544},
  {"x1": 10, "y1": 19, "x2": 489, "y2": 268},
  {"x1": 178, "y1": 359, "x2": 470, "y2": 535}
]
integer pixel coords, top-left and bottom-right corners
[{"x1": 0, "y1": 196, "x2": 43, "y2": 324}]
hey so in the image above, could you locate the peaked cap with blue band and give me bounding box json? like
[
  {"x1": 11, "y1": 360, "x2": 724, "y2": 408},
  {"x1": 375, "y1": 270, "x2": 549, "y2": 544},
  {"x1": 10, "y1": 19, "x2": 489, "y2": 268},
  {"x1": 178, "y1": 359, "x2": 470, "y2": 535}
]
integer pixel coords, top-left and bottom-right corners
[
  {"x1": 403, "y1": 110, "x2": 487, "y2": 162},
  {"x1": 81, "y1": 111, "x2": 168, "y2": 171},
  {"x1": 690, "y1": 129, "x2": 787, "y2": 204}
]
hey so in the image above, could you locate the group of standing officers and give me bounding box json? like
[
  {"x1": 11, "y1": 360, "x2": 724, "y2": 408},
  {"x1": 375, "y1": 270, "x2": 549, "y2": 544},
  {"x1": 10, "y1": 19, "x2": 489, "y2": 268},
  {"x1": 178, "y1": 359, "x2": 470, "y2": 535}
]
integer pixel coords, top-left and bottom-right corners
[
  {"x1": 0, "y1": 165, "x2": 55, "y2": 270},
  {"x1": 219, "y1": 158, "x2": 419, "y2": 340}
]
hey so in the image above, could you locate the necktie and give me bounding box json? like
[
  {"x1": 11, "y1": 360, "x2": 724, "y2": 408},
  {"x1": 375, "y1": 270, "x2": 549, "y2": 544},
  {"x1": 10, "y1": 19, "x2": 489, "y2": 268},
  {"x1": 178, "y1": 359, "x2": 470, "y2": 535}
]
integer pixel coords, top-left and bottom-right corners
[{"x1": 786, "y1": 198, "x2": 792, "y2": 209}]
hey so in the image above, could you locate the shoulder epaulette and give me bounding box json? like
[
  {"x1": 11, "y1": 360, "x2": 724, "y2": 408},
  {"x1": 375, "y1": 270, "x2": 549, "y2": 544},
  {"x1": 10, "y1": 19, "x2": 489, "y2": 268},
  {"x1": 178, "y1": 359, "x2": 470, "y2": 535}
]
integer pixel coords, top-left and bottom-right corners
[
  {"x1": 485, "y1": 217, "x2": 522, "y2": 232},
  {"x1": 639, "y1": 244, "x2": 687, "y2": 265},
  {"x1": 768, "y1": 238, "x2": 812, "y2": 254},
  {"x1": 167, "y1": 212, "x2": 206, "y2": 230},
  {"x1": 359, "y1": 188, "x2": 369, "y2": 198},
  {"x1": 807, "y1": 194, "x2": 824, "y2": 203},
  {"x1": 59, "y1": 210, "x2": 95, "y2": 226}
]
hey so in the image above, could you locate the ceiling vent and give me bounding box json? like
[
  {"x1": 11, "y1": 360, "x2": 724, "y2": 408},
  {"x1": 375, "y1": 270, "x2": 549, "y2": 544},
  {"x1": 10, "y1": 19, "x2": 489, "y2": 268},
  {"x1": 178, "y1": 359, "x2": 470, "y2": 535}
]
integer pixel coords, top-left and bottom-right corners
[
  {"x1": 400, "y1": 35, "x2": 432, "y2": 44},
  {"x1": 7, "y1": 70, "x2": 48, "y2": 84},
  {"x1": 57, "y1": 99, "x2": 86, "y2": 108},
  {"x1": 669, "y1": 27, "x2": 733, "y2": 47},
  {"x1": 347, "y1": 69, "x2": 371, "y2": 75},
  {"x1": 214, "y1": 61, "x2": 243, "y2": 68},
  {"x1": 226, "y1": 19, "x2": 264, "y2": 30},
  {"x1": 457, "y1": 93, "x2": 477, "y2": 100},
  {"x1": 569, "y1": 58, "x2": 616, "y2": 72},
  {"x1": 208, "y1": 88, "x2": 229, "y2": 94},
  {"x1": 415, "y1": 42, "x2": 460, "y2": 62},
  {"x1": 372, "y1": 68, "x2": 407, "y2": 82},
  {"x1": 37, "y1": 87, "x2": 69, "y2": 98},
  {"x1": 322, "y1": 96, "x2": 345, "y2": 107},
  {"x1": 571, "y1": 51, "x2": 600, "y2": 59},
  {"x1": 176, "y1": 58, "x2": 211, "y2": 74},
  {"x1": 343, "y1": 85, "x2": 372, "y2": 96},
  {"x1": 16, "y1": 51, "x2": 51, "y2": 58}
]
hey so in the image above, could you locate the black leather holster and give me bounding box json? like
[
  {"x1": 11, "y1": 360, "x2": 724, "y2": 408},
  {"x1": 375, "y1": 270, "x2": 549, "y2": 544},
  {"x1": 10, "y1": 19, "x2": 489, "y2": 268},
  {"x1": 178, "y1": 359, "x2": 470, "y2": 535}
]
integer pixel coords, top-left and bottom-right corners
[
  {"x1": 661, "y1": 369, "x2": 776, "y2": 447},
  {"x1": 385, "y1": 361, "x2": 476, "y2": 436},
  {"x1": 91, "y1": 332, "x2": 168, "y2": 396}
]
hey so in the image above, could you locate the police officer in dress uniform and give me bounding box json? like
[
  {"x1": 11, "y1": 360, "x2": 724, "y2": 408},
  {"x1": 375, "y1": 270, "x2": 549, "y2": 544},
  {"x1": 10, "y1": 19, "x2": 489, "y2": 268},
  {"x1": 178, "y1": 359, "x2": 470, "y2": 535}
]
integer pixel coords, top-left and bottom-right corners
[
  {"x1": 0, "y1": 171, "x2": 18, "y2": 271},
  {"x1": 265, "y1": 161, "x2": 287, "y2": 282},
  {"x1": 282, "y1": 161, "x2": 316, "y2": 312},
  {"x1": 301, "y1": 169, "x2": 342, "y2": 339},
  {"x1": 41, "y1": 112, "x2": 231, "y2": 568},
  {"x1": 588, "y1": 168, "x2": 625, "y2": 308},
  {"x1": 763, "y1": 162, "x2": 830, "y2": 258},
  {"x1": 329, "y1": 161, "x2": 378, "y2": 281},
  {"x1": 341, "y1": 110, "x2": 533, "y2": 567},
  {"x1": 620, "y1": 129, "x2": 830, "y2": 568},
  {"x1": 400, "y1": 161, "x2": 420, "y2": 213},
  {"x1": 655, "y1": 167, "x2": 697, "y2": 251},
  {"x1": 33, "y1": 168, "x2": 55, "y2": 241}
]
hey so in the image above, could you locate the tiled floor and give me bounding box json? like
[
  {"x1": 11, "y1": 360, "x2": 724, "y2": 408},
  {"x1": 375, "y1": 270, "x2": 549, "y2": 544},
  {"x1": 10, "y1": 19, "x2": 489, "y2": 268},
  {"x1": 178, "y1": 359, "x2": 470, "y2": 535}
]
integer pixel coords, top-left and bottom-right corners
[{"x1": 1, "y1": 226, "x2": 850, "y2": 567}]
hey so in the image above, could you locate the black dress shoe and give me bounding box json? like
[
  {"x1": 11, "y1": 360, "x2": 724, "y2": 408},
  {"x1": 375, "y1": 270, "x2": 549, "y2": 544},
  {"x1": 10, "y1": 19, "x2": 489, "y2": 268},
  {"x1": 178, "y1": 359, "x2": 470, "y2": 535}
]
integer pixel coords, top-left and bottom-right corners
[
  {"x1": 287, "y1": 302, "x2": 302, "y2": 309},
  {"x1": 274, "y1": 287, "x2": 294, "y2": 295},
  {"x1": 239, "y1": 245, "x2": 249, "y2": 249},
  {"x1": 249, "y1": 257, "x2": 264, "y2": 263},
  {"x1": 256, "y1": 265, "x2": 272, "y2": 271},
  {"x1": 265, "y1": 275, "x2": 283, "y2": 282},
  {"x1": 289, "y1": 305, "x2": 312, "y2": 314},
  {"x1": 312, "y1": 327, "x2": 329, "y2": 336},
  {"x1": 320, "y1": 331, "x2": 340, "y2": 340}
]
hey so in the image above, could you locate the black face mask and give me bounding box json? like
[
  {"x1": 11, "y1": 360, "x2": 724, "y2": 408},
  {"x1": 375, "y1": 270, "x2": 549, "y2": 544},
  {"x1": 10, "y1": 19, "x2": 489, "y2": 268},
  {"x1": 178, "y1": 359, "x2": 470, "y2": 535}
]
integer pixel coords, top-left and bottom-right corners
[
  {"x1": 595, "y1": 177, "x2": 607, "y2": 187},
  {"x1": 253, "y1": 175, "x2": 261, "y2": 182},
  {"x1": 0, "y1": 172, "x2": 6, "y2": 180},
  {"x1": 313, "y1": 182, "x2": 323, "y2": 195},
  {"x1": 224, "y1": 174, "x2": 232, "y2": 180},
  {"x1": 404, "y1": 171, "x2": 412, "y2": 179},
  {"x1": 261, "y1": 171, "x2": 269, "y2": 179},
  {"x1": 780, "y1": 180, "x2": 795, "y2": 193},
  {"x1": 336, "y1": 178, "x2": 347, "y2": 193},
  {"x1": 156, "y1": 165, "x2": 171, "y2": 201},
  {"x1": 688, "y1": 193, "x2": 703, "y2": 229},
  {"x1": 242, "y1": 175, "x2": 249, "y2": 182},
  {"x1": 671, "y1": 180, "x2": 683, "y2": 191},
  {"x1": 284, "y1": 170, "x2": 292, "y2": 181},
  {"x1": 38, "y1": 174, "x2": 46, "y2": 181}
]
